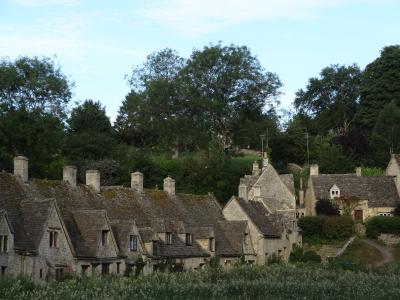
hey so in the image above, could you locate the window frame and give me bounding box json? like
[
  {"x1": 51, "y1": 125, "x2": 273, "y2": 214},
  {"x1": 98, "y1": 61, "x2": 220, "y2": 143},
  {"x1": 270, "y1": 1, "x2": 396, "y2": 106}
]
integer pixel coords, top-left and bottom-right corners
[
  {"x1": 49, "y1": 230, "x2": 59, "y2": 248},
  {"x1": 101, "y1": 230, "x2": 109, "y2": 246},
  {"x1": 166, "y1": 232, "x2": 172, "y2": 245},
  {"x1": 0, "y1": 235, "x2": 8, "y2": 253},
  {"x1": 129, "y1": 234, "x2": 138, "y2": 252},
  {"x1": 209, "y1": 237, "x2": 215, "y2": 252},
  {"x1": 185, "y1": 233, "x2": 192, "y2": 246}
]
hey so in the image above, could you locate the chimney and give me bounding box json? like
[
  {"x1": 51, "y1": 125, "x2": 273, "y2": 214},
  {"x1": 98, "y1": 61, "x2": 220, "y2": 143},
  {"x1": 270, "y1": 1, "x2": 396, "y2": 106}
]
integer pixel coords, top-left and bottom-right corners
[
  {"x1": 86, "y1": 170, "x2": 100, "y2": 192},
  {"x1": 63, "y1": 166, "x2": 77, "y2": 187},
  {"x1": 238, "y1": 183, "x2": 248, "y2": 201},
  {"x1": 252, "y1": 161, "x2": 260, "y2": 176},
  {"x1": 14, "y1": 156, "x2": 28, "y2": 183},
  {"x1": 253, "y1": 184, "x2": 261, "y2": 197},
  {"x1": 163, "y1": 176, "x2": 175, "y2": 196},
  {"x1": 310, "y1": 164, "x2": 319, "y2": 176},
  {"x1": 131, "y1": 171, "x2": 143, "y2": 192},
  {"x1": 263, "y1": 153, "x2": 269, "y2": 170},
  {"x1": 355, "y1": 167, "x2": 362, "y2": 177},
  {"x1": 299, "y1": 190, "x2": 304, "y2": 207}
]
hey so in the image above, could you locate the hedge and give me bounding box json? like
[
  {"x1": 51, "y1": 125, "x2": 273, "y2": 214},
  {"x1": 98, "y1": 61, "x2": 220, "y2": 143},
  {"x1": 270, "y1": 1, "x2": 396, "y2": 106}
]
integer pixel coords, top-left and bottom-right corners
[
  {"x1": 298, "y1": 216, "x2": 353, "y2": 240},
  {"x1": 365, "y1": 216, "x2": 400, "y2": 238}
]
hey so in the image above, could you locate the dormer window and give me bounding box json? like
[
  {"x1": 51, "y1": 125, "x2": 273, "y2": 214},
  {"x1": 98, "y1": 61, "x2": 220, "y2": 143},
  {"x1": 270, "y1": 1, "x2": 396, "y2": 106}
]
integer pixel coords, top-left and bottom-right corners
[
  {"x1": 0, "y1": 236, "x2": 8, "y2": 253},
  {"x1": 330, "y1": 184, "x2": 340, "y2": 199},
  {"x1": 166, "y1": 232, "x2": 172, "y2": 245},
  {"x1": 101, "y1": 230, "x2": 109, "y2": 246},
  {"x1": 49, "y1": 231, "x2": 58, "y2": 248},
  {"x1": 244, "y1": 233, "x2": 249, "y2": 245},
  {"x1": 185, "y1": 233, "x2": 192, "y2": 246}
]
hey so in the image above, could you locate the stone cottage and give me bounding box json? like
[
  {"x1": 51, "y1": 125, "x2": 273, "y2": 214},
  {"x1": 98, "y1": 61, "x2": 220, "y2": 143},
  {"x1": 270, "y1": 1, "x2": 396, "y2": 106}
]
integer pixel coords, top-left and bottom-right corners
[
  {"x1": 223, "y1": 155, "x2": 302, "y2": 264},
  {"x1": 303, "y1": 156, "x2": 400, "y2": 220},
  {"x1": 2, "y1": 155, "x2": 301, "y2": 280}
]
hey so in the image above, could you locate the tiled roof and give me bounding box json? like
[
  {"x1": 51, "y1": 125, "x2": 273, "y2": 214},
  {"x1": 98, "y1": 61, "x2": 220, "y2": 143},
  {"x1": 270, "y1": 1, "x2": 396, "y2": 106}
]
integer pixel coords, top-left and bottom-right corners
[
  {"x1": 215, "y1": 220, "x2": 253, "y2": 257},
  {"x1": 311, "y1": 174, "x2": 400, "y2": 207},
  {"x1": 235, "y1": 197, "x2": 280, "y2": 237},
  {"x1": 279, "y1": 174, "x2": 295, "y2": 196}
]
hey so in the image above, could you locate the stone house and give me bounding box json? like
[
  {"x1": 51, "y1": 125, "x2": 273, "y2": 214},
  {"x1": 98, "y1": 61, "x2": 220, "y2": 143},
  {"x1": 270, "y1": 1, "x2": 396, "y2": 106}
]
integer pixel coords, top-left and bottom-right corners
[
  {"x1": 223, "y1": 156, "x2": 302, "y2": 264},
  {"x1": 0, "y1": 155, "x2": 301, "y2": 280},
  {"x1": 304, "y1": 157, "x2": 400, "y2": 220}
]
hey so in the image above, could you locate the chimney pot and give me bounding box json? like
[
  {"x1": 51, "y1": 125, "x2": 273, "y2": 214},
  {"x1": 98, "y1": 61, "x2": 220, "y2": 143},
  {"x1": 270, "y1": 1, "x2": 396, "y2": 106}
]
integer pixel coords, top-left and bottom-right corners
[
  {"x1": 14, "y1": 156, "x2": 28, "y2": 183},
  {"x1": 310, "y1": 164, "x2": 319, "y2": 176},
  {"x1": 252, "y1": 161, "x2": 260, "y2": 176},
  {"x1": 163, "y1": 176, "x2": 175, "y2": 196},
  {"x1": 239, "y1": 183, "x2": 248, "y2": 201},
  {"x1": 355, "y1": 167, "x2": 362, "y2": 176},
  {"x1": 131, "y1": 171, "x2": 143, "y2": 192},
  {"x1": 63, "y1": 165, "x2": 77, "y2": 187},
  {"x1": 86, "y1": 169, "x2": 100, "y2": 192}
]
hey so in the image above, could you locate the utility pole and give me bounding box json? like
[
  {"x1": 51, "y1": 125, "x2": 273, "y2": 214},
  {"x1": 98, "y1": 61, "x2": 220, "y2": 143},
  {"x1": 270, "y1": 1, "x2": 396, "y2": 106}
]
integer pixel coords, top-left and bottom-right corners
[
  {"x1": 306, "y1": 132, "x2": 310, "y2": 167},
  {"x1": 260, "y1": 134, "x2": 265, "y2": 157}
]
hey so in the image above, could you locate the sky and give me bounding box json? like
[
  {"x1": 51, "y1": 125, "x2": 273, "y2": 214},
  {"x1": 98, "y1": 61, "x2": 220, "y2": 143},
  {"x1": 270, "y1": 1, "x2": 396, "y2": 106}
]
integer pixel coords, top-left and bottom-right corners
[{"x1": 1, "y1": 0, "x2": 399, "y2": 120}]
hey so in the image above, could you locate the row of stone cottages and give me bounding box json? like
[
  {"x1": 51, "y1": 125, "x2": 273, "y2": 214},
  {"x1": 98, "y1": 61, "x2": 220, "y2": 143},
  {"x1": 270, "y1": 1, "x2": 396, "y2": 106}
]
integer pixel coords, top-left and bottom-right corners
[{"x1": 0, "y1": 155, "x2": 301, "y2": 281}]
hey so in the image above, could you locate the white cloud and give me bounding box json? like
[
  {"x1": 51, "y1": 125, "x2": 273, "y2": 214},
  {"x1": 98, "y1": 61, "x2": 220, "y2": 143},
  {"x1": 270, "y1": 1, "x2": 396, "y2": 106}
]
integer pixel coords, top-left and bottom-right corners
[
  {"x1": 8, "y1": 0, "x2": 79, "y2": 6},
  {"x1": 137, "y1": 0, "x2": 389, "y2": 36}
]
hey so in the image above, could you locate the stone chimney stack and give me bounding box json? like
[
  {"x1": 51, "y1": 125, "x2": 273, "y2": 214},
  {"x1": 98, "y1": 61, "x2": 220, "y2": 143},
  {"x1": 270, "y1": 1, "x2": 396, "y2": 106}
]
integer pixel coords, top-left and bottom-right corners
[
  {"x1": 131, "y1": 171, "x2": 143, "y2": 193},
  {"x1": 299, "y1": 177, "x2": 304, "y2": 206},
  {"x1": 252, "y1": 161, "x2": 260, "y2": 176},
  {"x1": 253, "y1": 184, "x2": 261, "y2": 198},
  {"x1": 14, "y1": 156, "x2": 28, "y2": 183},
  {"x1": 86, "y1": 170, "x2": 100, "y2": 192},
  {"x1": 262, "y1": 153, "x2": 269, "y2": 170},
  {"x1": 163, "y1": 176, "x2": 175, "y2": 196},
  {"x1": 310, "y1": 164, "x2": 319, "y2": 176},
  {"x1": 63, "y1": 166, "x2": 77, "y2": 187},
  {"x1": 355, "y1": 167, "x2": 362, "y2": 177},
  {"x1": 238, "y1": 183, "x2": 248, "y2": 201}
]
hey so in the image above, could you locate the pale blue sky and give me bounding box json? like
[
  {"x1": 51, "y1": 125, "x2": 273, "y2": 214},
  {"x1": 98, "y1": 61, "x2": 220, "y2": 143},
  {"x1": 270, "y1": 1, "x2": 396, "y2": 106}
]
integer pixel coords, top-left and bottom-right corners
[{"x1": 1, "y1": 0, "x2": 399, "y2": 119}]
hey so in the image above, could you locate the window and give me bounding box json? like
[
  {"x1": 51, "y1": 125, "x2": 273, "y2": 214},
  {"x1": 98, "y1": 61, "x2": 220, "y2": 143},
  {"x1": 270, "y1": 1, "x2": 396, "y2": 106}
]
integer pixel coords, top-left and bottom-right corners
[
  {"x1": 102, "y1": 230, "x2": 109, "y2": 246},
  {"x1": 209, "y1": 237, "x2": 215, "y2": 252},
  {"x1": 152, "y1": 241, "x2": 159, "y2": 256},
  {"x1": 49, "y1": 231, "x2": 58, "y2": 248},
  {"x1": 39, "y1": 269, "x2": 43, "y2": 279},
  {"x1": 101, "y1": 263, "x2": 110, "y2": 275},
  {"x1": 185, "y1": 233, "x2": 192, "y2": 246},
  {"x1": 0, "y1": 236, "x2": 8, "y2": 253},
  {"x1": 1, "y1": 266, "x2": 6, "y2": 276},
  {"x1": 166, "y1": 232, "x2": 172, "y2": 245},
  {"x1": 129, "y1": 235, "x2": 138, "y2": 252},
  {"x1": 244, "y1": 233, "x2": 249, "y2": 245},
  {"x1": 116, "y1": 262, "x2": 121, "y2": 274}
]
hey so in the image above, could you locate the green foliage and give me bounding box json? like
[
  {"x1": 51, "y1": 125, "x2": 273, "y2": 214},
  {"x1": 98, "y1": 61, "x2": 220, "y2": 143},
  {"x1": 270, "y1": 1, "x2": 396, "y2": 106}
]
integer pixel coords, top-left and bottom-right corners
[
  {"x1": 64, "y1": 100, "x2": 116, "y2": 162},
  {"x1": 362, "y1": 167, "x2": 385, "y2": 176},
  {"x1": 303, "y1": 250, "x2": 322, "y2": 263},
  {"x1": 298, "y1": 216, "x2": 327, "y2": 236},
  {"x1": 365, "y1": 216, "x2": 400, "y2": 238},
  {"x1": 315, "y1": 199, "x2": 340, "y2": 216},
  {"x1": 3, "y1": 265, "x2": 400, "y2": 299},
  {"x1": 266, "y1": 253, "x2": 283, "y2": 265},
  {"x1": 0, "y1": 56, "x2": 73, "y2": 119},
  {"x1": 322, "y1": 216, "x2": 353, "y2": 239}
]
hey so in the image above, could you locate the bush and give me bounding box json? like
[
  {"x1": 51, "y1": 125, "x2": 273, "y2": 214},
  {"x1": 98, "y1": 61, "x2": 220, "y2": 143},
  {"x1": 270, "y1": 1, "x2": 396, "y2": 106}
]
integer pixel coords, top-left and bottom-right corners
[
  {"x1": 298, "y1": 216, "x2": 327, "y2": 236},
  {"x1": 322, "y1": 216, "x2": 353, "y2": 239},
  {"x1": 303, "y1": 251, "x2": 322, "y2": 263},
  {"x1": 316, "y1": 199, "x2": 340, "y2": 216},
  {"x1": 289, "y1": 245, "x2": 304, "y2": 263},
  {"x1": 365, "y1": 216, "x2": 400, "y2": 238},
  {"x1": 267, "y1": 253, "x2": 283, "y2": 265}
]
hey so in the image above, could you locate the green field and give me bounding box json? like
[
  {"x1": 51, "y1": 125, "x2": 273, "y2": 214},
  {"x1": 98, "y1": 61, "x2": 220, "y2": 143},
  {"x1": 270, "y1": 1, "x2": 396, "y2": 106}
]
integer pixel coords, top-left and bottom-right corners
[{"x1": 2, "y1": 264, "x2": 400, "y2": 300}]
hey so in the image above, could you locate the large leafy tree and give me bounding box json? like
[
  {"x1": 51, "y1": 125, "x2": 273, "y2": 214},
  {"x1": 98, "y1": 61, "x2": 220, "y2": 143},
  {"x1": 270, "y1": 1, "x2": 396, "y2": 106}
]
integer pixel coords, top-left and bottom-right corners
[
  {"x1": 294, "y1": 64, "x2": 361, "y2": 135},
  {"x1": 179, "y1": 44, "x2": 282, "y2": 148},
  {"x1": 0, "y1": 56, "x2": 73, "y2": 119},
  {"x1": 64, "y1": 100, "x2": 116, "y2": 161},
  {"x1": 356, "y1": 45, "x2": 400, "y2": 133}
]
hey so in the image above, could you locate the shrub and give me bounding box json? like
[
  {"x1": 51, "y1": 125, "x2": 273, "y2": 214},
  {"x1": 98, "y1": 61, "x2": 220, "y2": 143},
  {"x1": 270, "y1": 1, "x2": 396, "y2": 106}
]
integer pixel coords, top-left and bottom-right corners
[
  {"x1": 316, "y1": 199, "x2": 340, "y2": 216},
  {"x1": 267, "y1": 253, "x2": 283, "y2": 265},
  {"x1": 289, "y1": 245, "x2": 304, "y2": 263},
  {"x1": 303, "y1": 250, "x2": 322, "y2": 263},
  {"x1": 365, "y1": 216, "x2": 400, "y2": 238},
  {"x1": 322, "y1": 216, "x2": 353, "y2": 239},
  {"x1": 298, "y1": 216, "x2": 327, "y2": 236}
]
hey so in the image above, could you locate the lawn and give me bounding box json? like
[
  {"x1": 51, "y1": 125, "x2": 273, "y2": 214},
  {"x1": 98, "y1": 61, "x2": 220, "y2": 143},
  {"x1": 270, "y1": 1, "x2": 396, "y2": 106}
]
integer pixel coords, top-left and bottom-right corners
[
  {"x1": 2, "y1": 264, "x2": 400, "y2": 299},
  {"x1": 336, "y1": 238, "x2": 383, "y2": 266}
]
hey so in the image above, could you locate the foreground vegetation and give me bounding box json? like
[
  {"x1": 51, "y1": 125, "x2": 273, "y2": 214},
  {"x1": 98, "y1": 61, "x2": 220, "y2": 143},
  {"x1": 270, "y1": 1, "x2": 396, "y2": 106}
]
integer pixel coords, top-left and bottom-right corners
[{"x1": 2, "y1": 264, "x2": 400, "y2": 299}]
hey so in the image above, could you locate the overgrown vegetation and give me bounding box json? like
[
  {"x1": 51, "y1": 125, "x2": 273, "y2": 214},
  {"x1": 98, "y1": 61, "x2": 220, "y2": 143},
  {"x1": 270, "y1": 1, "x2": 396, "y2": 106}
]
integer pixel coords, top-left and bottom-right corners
[
  {"x1": 298, "y1": 216, "x2": 354, "y2": 244},
  {"x1": 334, "y1": 239, "x2": 383, "y2": 266},
  {"x1": 2, "y1": 264, "x2": 400, "y2": 299},
  {"x1": 366, "y1": 216, "x2": 400, "y2": 238}
]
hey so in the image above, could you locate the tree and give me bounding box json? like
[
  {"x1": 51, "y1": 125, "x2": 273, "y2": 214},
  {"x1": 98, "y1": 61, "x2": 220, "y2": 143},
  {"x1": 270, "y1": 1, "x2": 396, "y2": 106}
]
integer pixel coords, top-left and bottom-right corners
[
  {"x1": 0, "y1": 56, "x2": 73, "y2": 119},
  {"x1": 356, "y1": 45, "x2": 400, "y2": 133},
  {"x1": 294, "y1": 64, "x2": 361, "y2": 135},
  {"x1": 179, "y1": 43, "x2": 282, "y2": 148},
  {"x1": 315, "y1": 199, "x2": 340, "y2": 216},
  {"x1": 64, "y1": 100, "x2": 116, "y2": 161},
  {"x1": 371, "y1": 100, "x2": 400, "y2": 165}
]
